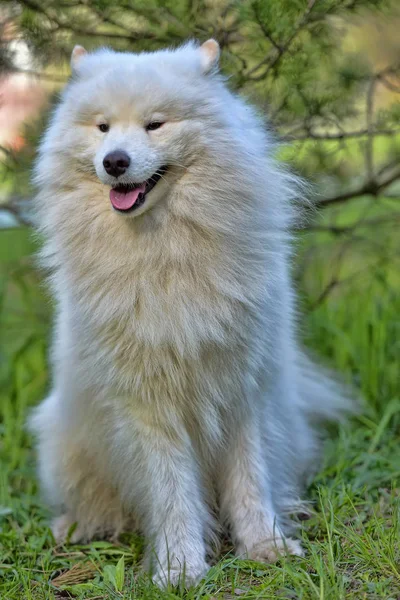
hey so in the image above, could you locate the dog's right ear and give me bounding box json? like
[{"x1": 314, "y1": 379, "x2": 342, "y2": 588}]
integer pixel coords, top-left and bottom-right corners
[
  {"x1": 71, "y1": 45, "x2": 87, "y2": 72},
  {"x1": 199, "y1": 39, "x2": 220, "y2": 74}
]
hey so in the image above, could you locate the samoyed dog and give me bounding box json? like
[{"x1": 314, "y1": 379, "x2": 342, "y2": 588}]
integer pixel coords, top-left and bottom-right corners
[{"x1": 31, "y1": 40, "x2": 350, "y2": 587}]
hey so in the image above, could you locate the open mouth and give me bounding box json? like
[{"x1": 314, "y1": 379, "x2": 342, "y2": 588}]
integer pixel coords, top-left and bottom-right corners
[{"x1": 110, "y1": 166, "x2": 167, "y2": 213}]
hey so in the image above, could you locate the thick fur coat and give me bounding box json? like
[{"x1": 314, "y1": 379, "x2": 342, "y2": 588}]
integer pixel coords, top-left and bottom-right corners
[{"x1": 31, "y1": 40, "x2": 349, "y2": 587}]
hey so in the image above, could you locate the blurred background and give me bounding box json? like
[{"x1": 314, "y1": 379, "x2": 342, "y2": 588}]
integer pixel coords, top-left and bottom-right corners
[{"x1": 0, "y1": 0, "x2": 399, "y2": 484}]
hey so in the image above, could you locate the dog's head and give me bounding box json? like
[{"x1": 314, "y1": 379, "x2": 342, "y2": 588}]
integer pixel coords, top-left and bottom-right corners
[{"x1": 39, "y1": 40, "x2": 223, "y2": 218}]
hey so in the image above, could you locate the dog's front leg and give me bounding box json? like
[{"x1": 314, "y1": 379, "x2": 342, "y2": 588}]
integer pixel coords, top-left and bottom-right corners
[
  {"x1": 218, "y1": 416, "x2": 304, "y2": 562},
  {"x1": 130, "y1": 416, "x2": 210, "y2": 588}
]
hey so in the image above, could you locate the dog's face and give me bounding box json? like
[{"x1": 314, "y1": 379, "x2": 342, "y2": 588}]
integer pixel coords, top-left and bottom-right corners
[{"x1": 46, "y1": 41, "x2": 220, "y2": 218}]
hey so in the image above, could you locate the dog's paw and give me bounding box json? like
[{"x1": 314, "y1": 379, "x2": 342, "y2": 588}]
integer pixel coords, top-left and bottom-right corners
[
  {"x1": 152, "y1": 561, "x2": 210, "y2": 589},
  {"x1": 242, "y1": 537, "x2": 304, "y2": 563},
  {"x1": 52, "y1": 514, "x2": 124, "y2": 545},
  {"x1": 52, "y1": 514, "x2": 88, "y2": 544}
]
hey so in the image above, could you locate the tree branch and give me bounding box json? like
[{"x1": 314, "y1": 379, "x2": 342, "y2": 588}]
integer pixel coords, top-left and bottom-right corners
[{"x1": 315, "y1": 169, "x2": 400, "y2": 209}]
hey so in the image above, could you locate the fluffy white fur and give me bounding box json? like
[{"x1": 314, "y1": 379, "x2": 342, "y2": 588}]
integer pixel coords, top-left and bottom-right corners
[{"x1": 30, "y1": 40, "x2": 350, "y2": 587}]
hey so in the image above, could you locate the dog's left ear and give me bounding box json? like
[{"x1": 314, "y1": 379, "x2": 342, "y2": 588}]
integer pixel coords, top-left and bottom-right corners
[
  {"x1": 199, "y1": 39, "x2": 220, "y2": 74},
  {"x1": 71, "y1": 45, "x2": 87, "y2": 72}
]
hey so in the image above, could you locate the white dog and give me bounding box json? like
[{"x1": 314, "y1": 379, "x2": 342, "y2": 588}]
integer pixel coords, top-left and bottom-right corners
[{"x1": 30, "y1": 40, "x2": 350, "y2": 587}]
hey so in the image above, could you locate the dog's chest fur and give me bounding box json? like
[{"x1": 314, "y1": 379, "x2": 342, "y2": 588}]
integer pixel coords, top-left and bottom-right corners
[{"x1": 51, "y1": 206, "x2": 270, "y2": 419}]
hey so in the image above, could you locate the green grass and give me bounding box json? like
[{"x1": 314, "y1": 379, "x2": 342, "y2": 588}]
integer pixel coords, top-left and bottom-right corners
[{"x1": 0, "y1": 223, "x2": 399, "y2": 600}]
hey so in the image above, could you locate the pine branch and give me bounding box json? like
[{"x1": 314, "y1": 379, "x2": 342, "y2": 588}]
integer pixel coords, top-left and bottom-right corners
[
  {"x1": 246, "y1": 0, "x2": 317, "y2": 81},
  {"x1": 17, "y1": 0, "x2": 156, "y2": 42}
]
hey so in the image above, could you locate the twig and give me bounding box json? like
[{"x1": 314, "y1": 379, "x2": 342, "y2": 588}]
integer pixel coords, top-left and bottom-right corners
[
  {"x1": 365, "y1": 76, "x2": 376, "y2": 181},
  {"x1": 297, "y1": 212, "x2": 400, "y2": 233},
  {"x1": 378, "y1": 76, "x2": 400, "y2": 93},
  {"x1": 252, "y1": 3, "x2": 282, "y2": 53},
  {"x1": 309, "y1": 251, "x2": 396, "y2": 310},
  {"x1": 282, "y1": 127, "x2": 400, "y2": 142},
  {"x1": 0, "y1": 145, "x2": 15, "y2": 160},
  {"x1": 0, "y1": 202, "x2": 32, "y2": 227},
  {"x1": 13, "y1": 68, "x2": 68, "y2": 82}
]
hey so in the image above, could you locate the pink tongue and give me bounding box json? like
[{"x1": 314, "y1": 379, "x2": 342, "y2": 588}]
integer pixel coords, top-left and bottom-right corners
[{"x1": 110, "y1": 183, "x2": 146, "y2": 211}]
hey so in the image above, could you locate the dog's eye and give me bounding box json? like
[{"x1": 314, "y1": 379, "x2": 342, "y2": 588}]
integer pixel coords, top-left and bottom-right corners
[
  {"x1": 98, "y1": 123, "x2": 110, "y2": 133},
  {"x1": 145, "y1": 121, "x2": 164, "y2": 132}
]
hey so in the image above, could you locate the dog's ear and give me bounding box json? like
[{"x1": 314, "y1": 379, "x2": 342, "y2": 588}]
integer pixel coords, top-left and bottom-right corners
[
  {"x1": 199, "y1": 39, "x2": 220, "y2": 74},
  {"x1": 71, "y1": 45, "x2": 87, "y2": 72}
]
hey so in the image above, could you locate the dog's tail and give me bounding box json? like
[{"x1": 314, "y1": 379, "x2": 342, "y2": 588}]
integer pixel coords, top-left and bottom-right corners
[{"x1": 297, "y1": 350, "x2": 359, "y2": 424}]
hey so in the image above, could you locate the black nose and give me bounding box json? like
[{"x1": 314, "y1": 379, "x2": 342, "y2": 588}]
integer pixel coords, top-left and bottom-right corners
[{"x1": 103, "y1": 150, "x2": 131, "y2": 178}]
